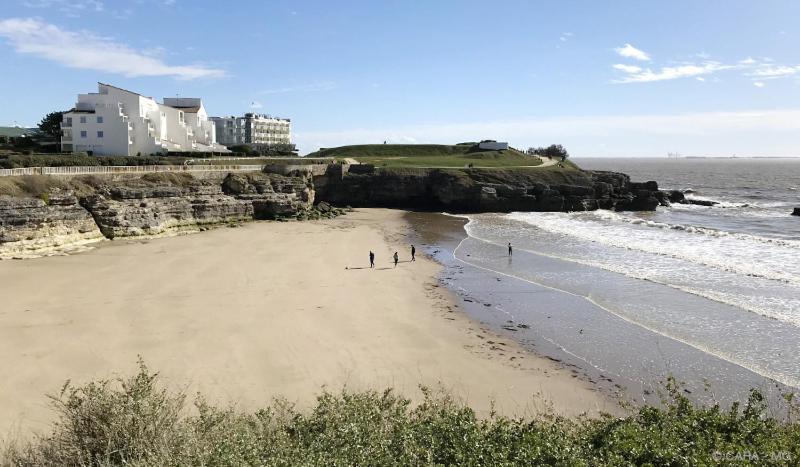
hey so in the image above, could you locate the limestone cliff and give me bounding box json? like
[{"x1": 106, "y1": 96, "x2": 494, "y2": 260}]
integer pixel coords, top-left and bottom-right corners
[
  {"x1": 314, "y1": 165, "x2": 674, "y2": 213},
  {"x1": 0, "y1": 172, "x2": 315, "y2": 258},
  {"x1": 0, "y1": 192, "x2": 104, "y2": 258}
]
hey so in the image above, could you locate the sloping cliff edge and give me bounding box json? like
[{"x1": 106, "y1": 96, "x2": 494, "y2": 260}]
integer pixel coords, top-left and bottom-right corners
[{"x1": 1, "y1": 163, "x2": 683, "y2": 258}]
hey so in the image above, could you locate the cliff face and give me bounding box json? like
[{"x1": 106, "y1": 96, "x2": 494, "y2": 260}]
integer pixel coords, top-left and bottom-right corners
[
  {"x1": 0, "y1": 172, "x2": 315, "y2": 258},
  {"x1": 0, "y1": 163, "x2": 679, "y2": 259},
  {"x1": 315, "y1": 165, "x2": 671, "y2": 213},
  {"x1": 0, "y1": 192, "x2": 104, "y2": 258}
]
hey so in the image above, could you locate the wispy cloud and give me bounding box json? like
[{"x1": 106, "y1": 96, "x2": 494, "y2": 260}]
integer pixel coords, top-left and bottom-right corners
[
  {"x1": 613, "y1": 61, "x2": 732, "y2": 83},
  {"x1": 748, "y1": 64, "x2": 800, "y2": 78},
  {"x1": 612, "y1": 53, "x2": 800, "y2": 84},
  {"x1": 559, "y1": 32, "x2": 573, "y2": 42},
  {"x1": 0, "y1": 18, "x2": 227, "y2": 80},
  {"x1": 249, "y1": 100, "x2": 263, "y2": 109},
  {"x1": 21, "y1": 0, "x2": 103, "y2": 17},
  {"x1": 615, "y1": 43, "x2": 651, "y2": 61},
  {"x1": 612, "y1": 64, "x2": 642, "y2": 74},
  {"x1": 260, "y1": 81, "x2": 336, "y2": 94},
  {"x1": 753, "y1": 81, "x2": 765, "y2": 88}
]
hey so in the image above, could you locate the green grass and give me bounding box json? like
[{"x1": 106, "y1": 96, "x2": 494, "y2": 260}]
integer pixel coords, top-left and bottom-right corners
[
  {"x1": 306, "y1": 144, "x2": 544, "y2": 168},
  {"x1": 3, "y1": 363, "x2": 799, "y2": 466}
]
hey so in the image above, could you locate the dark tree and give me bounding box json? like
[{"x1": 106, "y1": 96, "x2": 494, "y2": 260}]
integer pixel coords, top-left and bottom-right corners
[
  {"x1": 38, "y1": 111, "x2": 66, "y2": 139},
  {"x1": 544, "y1": 144, "x2": 569, "y2": 160}
]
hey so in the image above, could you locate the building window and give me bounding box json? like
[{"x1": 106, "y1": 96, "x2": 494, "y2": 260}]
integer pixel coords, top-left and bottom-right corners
[
  {"x1": 80, "y1": 116, "x2": 87, "y2": 124},
  {"x1": 80, "y1": 131, "x2": 87, "y2": 138},
  {"x1": 97, "y1": 131, "x2": 104, "y2": 138},
  {"x1": 97, "y1": 116, "x2": 103, "y2": 123}
]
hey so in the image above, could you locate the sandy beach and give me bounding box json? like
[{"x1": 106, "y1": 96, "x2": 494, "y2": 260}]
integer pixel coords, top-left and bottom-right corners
[{"x1": 0, "y1": 209, "x2": 612, "y2": 435}]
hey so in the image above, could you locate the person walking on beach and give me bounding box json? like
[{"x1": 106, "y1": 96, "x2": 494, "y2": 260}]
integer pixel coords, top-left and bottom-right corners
[
  {"x1": 508, "y1": 242, "x2": 513, "y2": 256},
  {"x1": 411, "y1": 245, "x2": 416, "y2": 262},
  {"x1": 369, "y1": 251, "x2": 375, "y2": 268},
  {"x1": 393, "y1": 251, "x2": 399, "y2": 268}
]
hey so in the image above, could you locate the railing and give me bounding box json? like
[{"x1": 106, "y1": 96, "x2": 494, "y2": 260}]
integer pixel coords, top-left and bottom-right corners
[{"x1": 0, "y1": 164, "x2": 267, "y2": 177}]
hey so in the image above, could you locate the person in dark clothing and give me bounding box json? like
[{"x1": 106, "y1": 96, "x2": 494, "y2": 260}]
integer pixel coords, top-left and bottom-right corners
[
  {"x1": 508, "y1": 242, "x2": 513, "y2": 256},
  {"x1": 411, "y1": 245, "x2": 416, "y2": 262},
  {"x1": 369, "y1": 251, "x2": 375, "y2": 268},
  {"x1": 393, "y1": 251, "x2": 399, "y2": 267}
]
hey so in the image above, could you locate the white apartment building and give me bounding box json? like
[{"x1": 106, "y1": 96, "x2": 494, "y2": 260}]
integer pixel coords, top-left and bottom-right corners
[
  {"x1": 209, "y1": 113, "x2": 292, "y2": 149},
  {"x1": 61, "y1": 83, "x2": 228, "y2": 156}
]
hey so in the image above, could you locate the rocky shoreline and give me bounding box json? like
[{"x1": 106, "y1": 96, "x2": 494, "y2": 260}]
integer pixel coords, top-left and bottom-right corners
[
  {"x1": 316, "y1": 164, "x2": 699, "y2": 213},
  {"x1": 0, "y1": 164, "x2": 700, "y2": 258}
]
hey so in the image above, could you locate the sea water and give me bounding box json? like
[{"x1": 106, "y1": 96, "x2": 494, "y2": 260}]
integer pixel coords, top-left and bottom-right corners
[{"x1": 413, "y1": 158, "x2": 800, "y2": 407}]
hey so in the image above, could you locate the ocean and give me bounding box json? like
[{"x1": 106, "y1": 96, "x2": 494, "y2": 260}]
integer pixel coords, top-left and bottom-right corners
[{"x1": 408, "y1": 158, "x2": 800, "y2": 408}]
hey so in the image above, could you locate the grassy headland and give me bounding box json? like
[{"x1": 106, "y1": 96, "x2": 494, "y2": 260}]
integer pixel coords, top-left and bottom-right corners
[{"x1": 306, "y1": 143, "x2": 546, "y2": 168}]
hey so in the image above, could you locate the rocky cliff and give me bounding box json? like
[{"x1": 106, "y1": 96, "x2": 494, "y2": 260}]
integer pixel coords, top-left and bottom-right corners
[
  {"x1": 0, "y1": 163, "x2": 687, "y2": 258},
  {"x1": 0, "y1": 172, "x2": 314, "y2": 258},
  {"x1": 0, "y1": 192, "x2": 104, "y2": 258},
  {"x1": 314, "y1": 164, "x2": 684, "y2": 213}
]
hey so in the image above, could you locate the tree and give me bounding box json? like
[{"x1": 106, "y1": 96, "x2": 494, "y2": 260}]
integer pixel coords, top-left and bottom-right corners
[
  {"x1": 38, "y1": 111, "x2": 66, "y2": 139},
  {"x1": 544, "y1": 144, "x2": 569, "y2": 160},
  {"x1": 527, "y1": 144, "x2": 569, "y2": 160}
]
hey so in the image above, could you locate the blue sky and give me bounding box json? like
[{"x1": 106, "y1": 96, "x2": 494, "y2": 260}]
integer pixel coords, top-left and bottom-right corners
[{"x1": 1, "y1": 0, "x2": 799, "y2": 156}]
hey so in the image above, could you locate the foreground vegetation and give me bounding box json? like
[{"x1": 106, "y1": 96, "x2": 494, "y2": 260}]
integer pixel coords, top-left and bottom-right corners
[
  {"x1": 306, "y1": 144, "x2": 544, "y2": 168},
  {"x1": 3, "y1": 363, "x2": 798, "y2": 466}
]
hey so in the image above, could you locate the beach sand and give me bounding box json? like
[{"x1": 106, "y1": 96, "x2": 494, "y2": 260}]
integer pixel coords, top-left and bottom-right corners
[{"x1": 0, "y1": 209, "x2": 614, "y2": 435}]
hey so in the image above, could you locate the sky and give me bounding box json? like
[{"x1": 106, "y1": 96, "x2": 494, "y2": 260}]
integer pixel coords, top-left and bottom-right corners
[{"x1": 0, "y1": 0, "x2": 799, "y2": 156}]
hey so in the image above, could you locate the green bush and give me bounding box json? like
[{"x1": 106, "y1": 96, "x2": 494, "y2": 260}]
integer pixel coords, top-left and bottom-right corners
[{"x1": 3, "y1": 366, "x2": 799, "y2": 466}]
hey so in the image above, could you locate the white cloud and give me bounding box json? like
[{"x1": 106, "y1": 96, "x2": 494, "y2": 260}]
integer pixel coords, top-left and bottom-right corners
[
  {"x1": 612, "y1": 64, "x2": 642, "y2": 73},
  {"x1": 613, "y1": 61, "x2": 731, "y2": 83},
  {"x1": 615, "y1": 43, "x2": 651, "y2": 61},
  {"x1": 260, "y1": 81, "x2": 336, "y2": 94},
  {"x1": 21, "y1": 0, "x2": 103, "y2": 17},
  {"x1": 249, "y1": 100, "x2": 263, "y2": 109},
  {"x1": 753, "y1": 81, "x2": 765, "y2": 88},
  {"x1": 294, "y1": 110, "x2": 800, "y2": 156},
  {"x1": 0, "y1": 18, "x2": 226, "y2": 80},
  {"x1": 559, "y1": 32, "x2": 573, "y2": 42},
  {"x1": 612, "y1": 53, "x2": 800, "y2": 85},
  {"x1": 749, "y1": 64, "x2": 800, "y2": 78}
]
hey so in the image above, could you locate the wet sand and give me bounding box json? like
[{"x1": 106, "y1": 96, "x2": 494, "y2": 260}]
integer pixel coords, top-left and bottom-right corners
[{"x1": 0, "y1": 209, "x2": 614, "y2": 436}]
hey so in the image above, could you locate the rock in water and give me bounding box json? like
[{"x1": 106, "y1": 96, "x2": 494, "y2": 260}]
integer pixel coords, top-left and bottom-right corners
[{"x1": 792, "y1": 208, "x2": 800, "y2": 216}]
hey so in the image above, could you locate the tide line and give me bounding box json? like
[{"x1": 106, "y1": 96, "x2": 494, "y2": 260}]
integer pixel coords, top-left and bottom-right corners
[{"x1": 449, "y1": 217, "x2": 798, "y2": 390}]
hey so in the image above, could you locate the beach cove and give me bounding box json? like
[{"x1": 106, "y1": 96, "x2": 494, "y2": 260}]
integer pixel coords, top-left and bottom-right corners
[{"x1": 0, "y1": 209, "x2": 612, "y2": 435}]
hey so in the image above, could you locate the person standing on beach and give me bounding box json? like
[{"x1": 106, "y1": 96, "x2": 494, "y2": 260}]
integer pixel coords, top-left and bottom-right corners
[
  {"x1": 411, "y1": 245, "x2": 416, "y2": 262},
  {"x1": 508, "y1": 242, "x2": 513, "y2": 256},
  {"x1": 393, "y1": 251, "x2": 399, "y2": 268},
  {"x1": 369, "y1": 251, "x2": 375, "y2": 268}
]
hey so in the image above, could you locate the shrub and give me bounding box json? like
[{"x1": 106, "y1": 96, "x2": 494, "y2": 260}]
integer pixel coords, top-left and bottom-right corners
[{"x1": 3, "y1": 367, "x2": 799, "y2": 466}]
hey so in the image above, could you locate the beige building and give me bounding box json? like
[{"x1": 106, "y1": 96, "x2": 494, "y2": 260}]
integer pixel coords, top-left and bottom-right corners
[{"x1": 209, "y1": 113, "x2": 292, "y2": 149}]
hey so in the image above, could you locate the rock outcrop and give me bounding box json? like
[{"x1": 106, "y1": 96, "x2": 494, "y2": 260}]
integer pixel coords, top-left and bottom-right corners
[
  {"x1": 0, "y1": 191, "x2": 104, "y2": 258},
  {"x1": 221, "y1": 173, "x2": 314, "y2": 219},
  {"x1": 792, "y1": 207, "x2": 800, "y2": 217},
  {"x1": 314, "y1": 165, "x2": 676, "y2": 213},
  {"x1": 81, "y1": 183, "x2": 254, "y2": 239},
  {"x1": 1, "y1": 171, "x2": 315, "y2": 257}
]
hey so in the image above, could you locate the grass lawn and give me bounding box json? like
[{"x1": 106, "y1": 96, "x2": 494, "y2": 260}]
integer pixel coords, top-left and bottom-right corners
[{"x1": 306, "y1": 144, "x2": 545, "y2": 168}]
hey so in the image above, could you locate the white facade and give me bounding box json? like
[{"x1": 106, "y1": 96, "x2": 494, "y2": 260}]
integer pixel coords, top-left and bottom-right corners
[
  {"x1": 210, "y1": 113, "x2": 292, "y2": 149},
  {"x1": 61, "y1": 83, "x2": 228, "y2": 156}
]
